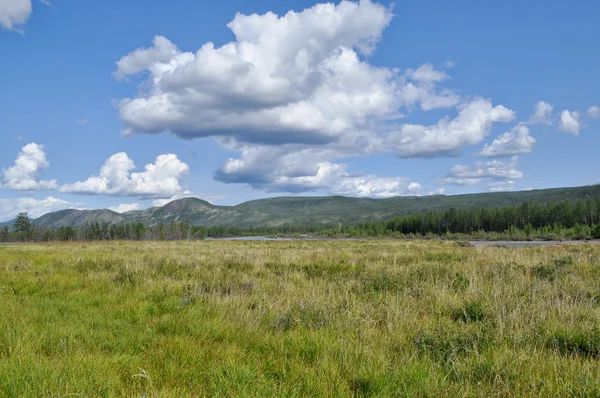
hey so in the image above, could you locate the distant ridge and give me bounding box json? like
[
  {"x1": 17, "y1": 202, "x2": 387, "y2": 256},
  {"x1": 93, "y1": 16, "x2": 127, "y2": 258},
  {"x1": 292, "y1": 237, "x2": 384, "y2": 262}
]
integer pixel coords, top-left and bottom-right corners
[{"x1": 4, "y1": 185, "x2": 600, "y2": 229}]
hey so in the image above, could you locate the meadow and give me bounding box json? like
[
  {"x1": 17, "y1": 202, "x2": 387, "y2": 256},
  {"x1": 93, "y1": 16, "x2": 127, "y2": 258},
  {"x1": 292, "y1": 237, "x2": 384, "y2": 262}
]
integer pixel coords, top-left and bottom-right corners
[{"x1": 1, "y1": 240, "x2": 600, "y2": 397}]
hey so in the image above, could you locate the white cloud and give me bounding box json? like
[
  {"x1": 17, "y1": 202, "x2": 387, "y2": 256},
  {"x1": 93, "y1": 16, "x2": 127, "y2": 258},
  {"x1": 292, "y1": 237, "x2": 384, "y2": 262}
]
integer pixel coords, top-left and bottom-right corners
[
  {"x1": 588, "y1": 106, "x2": 600, "y2": 120},
  {"x1": 428, "y1": 188, "x2": 446, "y2": 195},
  {"x1": 478, "y1": 124, "x2": 536, "y2": 158},
  {"x1": 529, "y1": 101, "x2": 553, "y2": 125},
  {"x1": 113, "y1": 35, "x2": 179, "y2": 81},
  {"x1": 216, "y1": 144, "x2": 421, "y2": 197},
  {"x1": 407, "y1": 182, "x2": 423, "y2": 195},
  {"x1": 405, "y1": 63, "x2": 449, "y2": 83},
  {"x1": 387, "y1": 98, "x2": 515, "y2": 157},
  {"x1": 256, "y1": 162, "x2": 422, "y2": 198},
  {"x1": 111, "y1": 1, "x2": 522, "y2": 197},
  {"x1": 150, "y1": 192, "x2": 197, "y2": 207},
  {"x1": 60, "y1": 152, "x2": 189, "y2": 198},
  {"x1": 487, "y1": 181, "x2": 516, "y2": 192},
  {"x1": 0, "y1": 196, "x2": 74, "y2": 222},
  {"x1": 0, "y1": 0, "x2": 31, "y2": 31},
  {"x1": 108, "y1": 203, "x2": 143, "y2": 213},
  {"x1": 114, "y1": 1, "x2": 460, "y2": 146},
  {"x1": 559, "y1": 110, "x2": 582, "y2": 135},
  {"x1": 152, "y1": 197, "x2": 176, "y2": 207},
  {"x1": 76, "y1": 119, "x2": 90, "y2": 125},
  {"x1": 1, "y1": 143, "x2": 58, "y2": 191},
  {"x1": 38, "y1": 0, "x2": 50, "y2": 6},
  {"x1": 438, "y1": 156, "x2": 523, "y2": 186}
]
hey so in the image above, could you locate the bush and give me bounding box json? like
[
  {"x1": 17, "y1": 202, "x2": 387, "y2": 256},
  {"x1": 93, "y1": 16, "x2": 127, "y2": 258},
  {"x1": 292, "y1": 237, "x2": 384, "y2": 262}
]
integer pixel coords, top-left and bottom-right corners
[
  {"x1": 546, "y1": 329, "x2": 600, "y2": 358},
  {"x1": 593, "y1": 225, "x2": 600, "y2": 240},
  {"x1": 450, "y1": 272, "x2": 470, "y2": 292},
  {"x1": 452, "y1": 299, "x2": 487, "y2": 323},
  {"x1": 414, "y1": 325, "x2": 492, "y2": 362}
]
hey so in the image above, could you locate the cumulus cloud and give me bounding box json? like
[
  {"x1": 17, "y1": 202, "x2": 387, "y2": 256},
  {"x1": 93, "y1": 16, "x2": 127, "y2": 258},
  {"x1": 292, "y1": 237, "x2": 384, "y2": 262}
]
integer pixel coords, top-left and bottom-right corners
[
  {"x1": 438, "y1": 156, "x2": 523, "y2": 186},
  {"x1": 108, "y1": 203, "x2": 143, "y2": 213},
  {"x1": 0, "y1": 196, "x2": 75, "y2": 222},
  {"x1": 112, "y1": 1, "x2": 520, "y2": 196},
  {"x1": 60, "y1": 152, "x2": 189, "y2": 198},
  {"x1": 588, "y1": 106, "x2": 600, "y2": 120},
  {"x1": 114, "y1": 1, "x2": 460, "y2": 146},
  {"x1": 559, "y1": 110, "x2": 582, "y2": 135},
  {"x1": 1, "y1": 143, "x2": 58, "y2": 191},
  {"x1": 150, "y1": 191, "x2": 214, "y2": 207},
  {"x1": 0, "y1": 0, "x2": 31, "y2": 31},
  {"x1": 250, "y1": 161, "x2": 422, "y2": 198},
  {"x1": 113, "y1": 35, "x2": 179, "y2": 81},
  {"x1": 529, "y1": 101, "x2": 553, "y2": 125},
  {"x1": 478, "y1": 124, "x2": 536, "y2": 158},
  {"x1": 386, "y1": 98, "x2": 515, "y2": 158},
  {"x1": 216, "y1": 143, "x2": 421, "y2": 197}
]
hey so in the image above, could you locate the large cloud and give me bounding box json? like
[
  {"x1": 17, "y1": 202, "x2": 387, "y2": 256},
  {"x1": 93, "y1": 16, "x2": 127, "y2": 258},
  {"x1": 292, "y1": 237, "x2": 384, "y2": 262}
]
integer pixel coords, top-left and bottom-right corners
[
  {"x1": 112, "y1": 1, "x2": 528, "y2": 196},
  {"x1": 478, "y1": 124, "x2": 536, "y2": 158},
  {"x1": 114, "y1": 1, "x2": 459, "y2": 146},
  {"x1": 0, "y1": 0, "x2": 31, "y2": 31},
  {"x1": 60, "y1": 152, "x2": 189, "y2": 198},
  {"x1": 386, "y1": 98, "x2": 515, "y2": 158},
  {"x1": 1, "y1": 143, "x2": 58, "y2": 191},
  {"x1": 0, "y1": 196, "x2": 75, "y2": 222},
  {"x1": 438, "y1": 156, "x2": 523, "y2": 186}
]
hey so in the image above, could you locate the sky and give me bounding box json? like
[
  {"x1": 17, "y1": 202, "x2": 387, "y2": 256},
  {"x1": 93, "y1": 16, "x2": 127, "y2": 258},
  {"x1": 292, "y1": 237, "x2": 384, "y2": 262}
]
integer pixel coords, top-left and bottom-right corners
[{"x1": 1, "y1": 0, "x2": 599, "y2": 221}]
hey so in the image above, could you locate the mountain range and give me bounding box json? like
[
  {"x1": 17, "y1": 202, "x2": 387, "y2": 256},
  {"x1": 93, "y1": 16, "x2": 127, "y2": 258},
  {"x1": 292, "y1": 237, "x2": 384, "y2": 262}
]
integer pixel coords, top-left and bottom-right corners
[{"x1": 2, "y1": 185, "x2": 600, "y2": 229}]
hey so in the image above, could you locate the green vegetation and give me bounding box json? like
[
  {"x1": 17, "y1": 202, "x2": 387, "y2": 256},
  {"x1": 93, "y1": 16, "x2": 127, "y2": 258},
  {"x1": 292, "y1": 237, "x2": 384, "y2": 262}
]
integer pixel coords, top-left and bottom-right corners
[
  {"x1": 2, "y1": 240, "x2": 600, "y2": 396},
  {"x1": 7, "y1": 184, "x2": 600, "y2": 230},
  {"x1": 2, "y1": 197, "x2": 600, "y2": 242},
  {"x1": 12, "y1": 212, "x2": 33, "y2": 242},
  {"x1": 341, "y1": 196, "x2": 600, "y2": 240}
]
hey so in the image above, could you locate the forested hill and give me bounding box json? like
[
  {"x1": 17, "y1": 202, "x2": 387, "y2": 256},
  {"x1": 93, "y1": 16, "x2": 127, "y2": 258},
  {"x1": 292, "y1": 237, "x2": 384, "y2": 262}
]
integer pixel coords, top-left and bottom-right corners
[{"x1": 10, "y1": 184, "x2": 600, "y2": 229}]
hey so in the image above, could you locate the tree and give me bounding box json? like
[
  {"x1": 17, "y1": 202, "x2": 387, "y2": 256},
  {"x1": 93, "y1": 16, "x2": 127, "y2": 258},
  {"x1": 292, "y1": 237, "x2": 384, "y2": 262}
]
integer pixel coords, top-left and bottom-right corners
[
  {"x1": 57, "y1": 226, "x2": 76, "y2": 241},
  {"x1": 14, "y1": 212, "x2": 33, "y2": 242},
  {"x1": 0, "y1": 226, "x2": 9, "y2": 242}
]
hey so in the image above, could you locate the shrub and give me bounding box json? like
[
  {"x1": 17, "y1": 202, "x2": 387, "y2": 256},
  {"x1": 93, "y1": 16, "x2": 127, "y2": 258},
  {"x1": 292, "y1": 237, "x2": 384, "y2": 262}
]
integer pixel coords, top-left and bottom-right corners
[
  {"x1": 450, "y1": 272, "x2": 470, "y2": 292},
  {"x1": 452, "y1": 299, "x2": 487, "y2": 323},
  {"x1": 531, "y1": 256, "x2": 573, "y2": 281},
  {"x1": 414, "y1": 325, "x2": 492, "y2": 363},
  {"x1": 546, "y1": 329, "x2": 600, "y2": 358},
  {"x1": 593, "y1": 225, "x2": 600, "y2": 240}
]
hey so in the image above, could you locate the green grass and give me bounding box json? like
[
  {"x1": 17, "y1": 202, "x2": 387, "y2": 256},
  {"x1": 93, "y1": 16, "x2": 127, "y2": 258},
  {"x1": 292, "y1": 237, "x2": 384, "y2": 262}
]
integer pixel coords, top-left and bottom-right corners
[{"x1": 1, "y1": 240, "x2": 600, "y2": 396}]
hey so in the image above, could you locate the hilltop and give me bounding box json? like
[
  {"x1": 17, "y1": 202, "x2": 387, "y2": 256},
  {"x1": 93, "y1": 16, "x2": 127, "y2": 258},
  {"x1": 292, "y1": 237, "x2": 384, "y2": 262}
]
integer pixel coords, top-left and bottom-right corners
[{"x1": 5, "y1": 184, "x2": 600, "y2": 229}]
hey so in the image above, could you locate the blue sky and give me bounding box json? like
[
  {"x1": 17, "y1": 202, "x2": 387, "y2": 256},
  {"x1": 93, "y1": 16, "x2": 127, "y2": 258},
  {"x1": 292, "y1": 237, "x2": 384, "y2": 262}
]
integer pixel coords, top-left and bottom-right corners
[{"x1": 0, "y1": 0, "x2": 599, "y2": 221}]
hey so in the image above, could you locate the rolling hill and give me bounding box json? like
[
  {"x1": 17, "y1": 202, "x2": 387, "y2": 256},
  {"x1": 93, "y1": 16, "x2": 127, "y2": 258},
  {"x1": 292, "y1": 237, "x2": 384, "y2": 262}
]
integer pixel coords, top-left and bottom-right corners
[{"x1": 6, "y1": 184, "x2": 600, "y2": 229}]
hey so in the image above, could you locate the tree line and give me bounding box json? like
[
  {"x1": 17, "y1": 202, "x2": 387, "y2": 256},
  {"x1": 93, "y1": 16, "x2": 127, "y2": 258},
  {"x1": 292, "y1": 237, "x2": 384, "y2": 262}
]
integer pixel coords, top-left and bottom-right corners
[
  {"x1": 339, "y1": 197, "x2": 600, "y2": 240},
  {"x1": 2, "y1": 197, "x2": 600, "y2": 243},
  {"x1": 0, "y1": 212, "x2": 332, "y2": 242}
]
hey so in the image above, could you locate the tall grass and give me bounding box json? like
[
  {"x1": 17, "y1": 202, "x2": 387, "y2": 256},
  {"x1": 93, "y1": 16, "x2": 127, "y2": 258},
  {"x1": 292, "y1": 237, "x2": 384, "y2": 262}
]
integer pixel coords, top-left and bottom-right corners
[{"x1": 1, "y1": 240, "x2": 600, "y2": 396}]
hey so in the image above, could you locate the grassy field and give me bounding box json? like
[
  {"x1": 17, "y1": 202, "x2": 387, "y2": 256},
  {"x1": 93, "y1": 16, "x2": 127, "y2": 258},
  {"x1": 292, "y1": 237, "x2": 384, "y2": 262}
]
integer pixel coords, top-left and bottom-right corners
[{"x1": 1, "y1": 240, "x2": 600, "y2": 397}]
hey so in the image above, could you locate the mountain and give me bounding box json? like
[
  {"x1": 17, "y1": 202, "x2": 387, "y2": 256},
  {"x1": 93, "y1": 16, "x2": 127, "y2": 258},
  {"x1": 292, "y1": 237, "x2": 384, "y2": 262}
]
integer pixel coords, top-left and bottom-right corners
[
  {"x1": 0, "y1": 220, "x2": 12, "y2": 228},
  {"x1": 8, "y1": 184, "x2": 600, "y2": 229}
]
